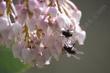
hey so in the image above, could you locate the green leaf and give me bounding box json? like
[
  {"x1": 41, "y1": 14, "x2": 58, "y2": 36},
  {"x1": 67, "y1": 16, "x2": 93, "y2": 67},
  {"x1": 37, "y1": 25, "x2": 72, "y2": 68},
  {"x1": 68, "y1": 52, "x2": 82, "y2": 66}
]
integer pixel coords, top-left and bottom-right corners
[{"x1": 0, "y1": 45, "x2": 30, "y2": 73}]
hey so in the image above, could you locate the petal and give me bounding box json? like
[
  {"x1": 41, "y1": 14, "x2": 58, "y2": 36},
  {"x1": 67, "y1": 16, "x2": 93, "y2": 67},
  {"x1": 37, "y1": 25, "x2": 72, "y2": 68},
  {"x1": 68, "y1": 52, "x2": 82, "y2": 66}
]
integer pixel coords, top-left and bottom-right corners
[
  {"x1": 76, "y1": 30, "x2": 86, "y2": 45},
  {"x1": 0, "y1": 16, "x2": 9, "y2": 31}
]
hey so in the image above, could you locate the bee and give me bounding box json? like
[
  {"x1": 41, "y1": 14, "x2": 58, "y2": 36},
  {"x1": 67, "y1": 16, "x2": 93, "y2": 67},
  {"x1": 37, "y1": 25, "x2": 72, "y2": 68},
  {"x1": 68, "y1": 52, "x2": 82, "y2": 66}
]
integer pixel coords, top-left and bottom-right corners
[
  {"x1": 63, "y1": 43, "x2": 76, "y2": 54},
  {"x1": 62, "y1": 30, "x2": 72, "y2": 38}
]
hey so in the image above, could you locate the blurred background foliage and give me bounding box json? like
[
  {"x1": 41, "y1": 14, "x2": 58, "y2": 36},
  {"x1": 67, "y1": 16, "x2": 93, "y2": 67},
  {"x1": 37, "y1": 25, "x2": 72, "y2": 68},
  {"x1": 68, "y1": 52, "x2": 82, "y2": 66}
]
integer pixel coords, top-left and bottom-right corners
[
  {"x1": 0, "y1": 0, "x2": 110, "y2": 73},
  {"x1": 0, "y1": 45, "x2": 29, "y2": 73}
]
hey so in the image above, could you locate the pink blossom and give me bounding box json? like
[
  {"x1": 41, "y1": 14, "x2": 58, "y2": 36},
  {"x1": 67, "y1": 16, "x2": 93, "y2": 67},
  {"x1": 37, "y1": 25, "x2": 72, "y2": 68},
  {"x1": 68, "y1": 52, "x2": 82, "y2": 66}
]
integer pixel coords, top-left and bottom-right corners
[{"x1": 0, "y1": 0, "x2": 86, "y2": 67}]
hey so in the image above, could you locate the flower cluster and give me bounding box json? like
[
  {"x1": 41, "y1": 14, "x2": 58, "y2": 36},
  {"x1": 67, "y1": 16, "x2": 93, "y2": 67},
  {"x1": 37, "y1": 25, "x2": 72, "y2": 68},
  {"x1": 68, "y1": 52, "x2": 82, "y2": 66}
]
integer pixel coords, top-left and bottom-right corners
[{"x1": 0, "y1": 0, "x2": 86, "y2": 67}]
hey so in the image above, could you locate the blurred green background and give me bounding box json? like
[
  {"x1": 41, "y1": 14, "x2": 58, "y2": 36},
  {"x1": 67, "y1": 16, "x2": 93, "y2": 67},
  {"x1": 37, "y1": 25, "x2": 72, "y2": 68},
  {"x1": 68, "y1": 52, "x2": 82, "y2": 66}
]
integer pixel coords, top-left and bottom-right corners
[{"x1": 0, "y1": 0, "x2": 110, "y2": 73}]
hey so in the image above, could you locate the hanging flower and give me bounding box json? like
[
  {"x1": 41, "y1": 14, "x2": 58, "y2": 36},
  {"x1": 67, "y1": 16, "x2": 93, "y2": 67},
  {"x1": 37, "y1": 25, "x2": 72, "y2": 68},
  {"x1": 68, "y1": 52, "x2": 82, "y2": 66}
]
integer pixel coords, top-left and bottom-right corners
[{"x1": 0, "y1": 0, "x2": 86, "y2": 67}]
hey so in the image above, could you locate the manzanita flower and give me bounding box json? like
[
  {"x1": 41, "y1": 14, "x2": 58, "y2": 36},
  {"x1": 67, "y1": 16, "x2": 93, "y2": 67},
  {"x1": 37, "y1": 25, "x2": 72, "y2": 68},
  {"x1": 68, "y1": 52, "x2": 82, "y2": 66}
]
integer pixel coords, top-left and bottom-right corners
[{"x1": 0, "y1": 0, "x2": 86, "y2": 67}]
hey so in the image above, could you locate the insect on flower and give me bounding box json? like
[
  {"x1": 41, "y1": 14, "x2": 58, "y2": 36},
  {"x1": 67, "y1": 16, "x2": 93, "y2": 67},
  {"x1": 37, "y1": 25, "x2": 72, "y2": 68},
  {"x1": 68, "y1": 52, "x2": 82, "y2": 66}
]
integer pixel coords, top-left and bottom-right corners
[
  {"x1": 63, "y1": 43, "x2": 76, "y2": 54},
  {"x1": 0, "y1": 0, "x2": 86, "y2": 67},
  {"x1": 62, "y1": 30, "x2": 73, "y2": 38}
]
